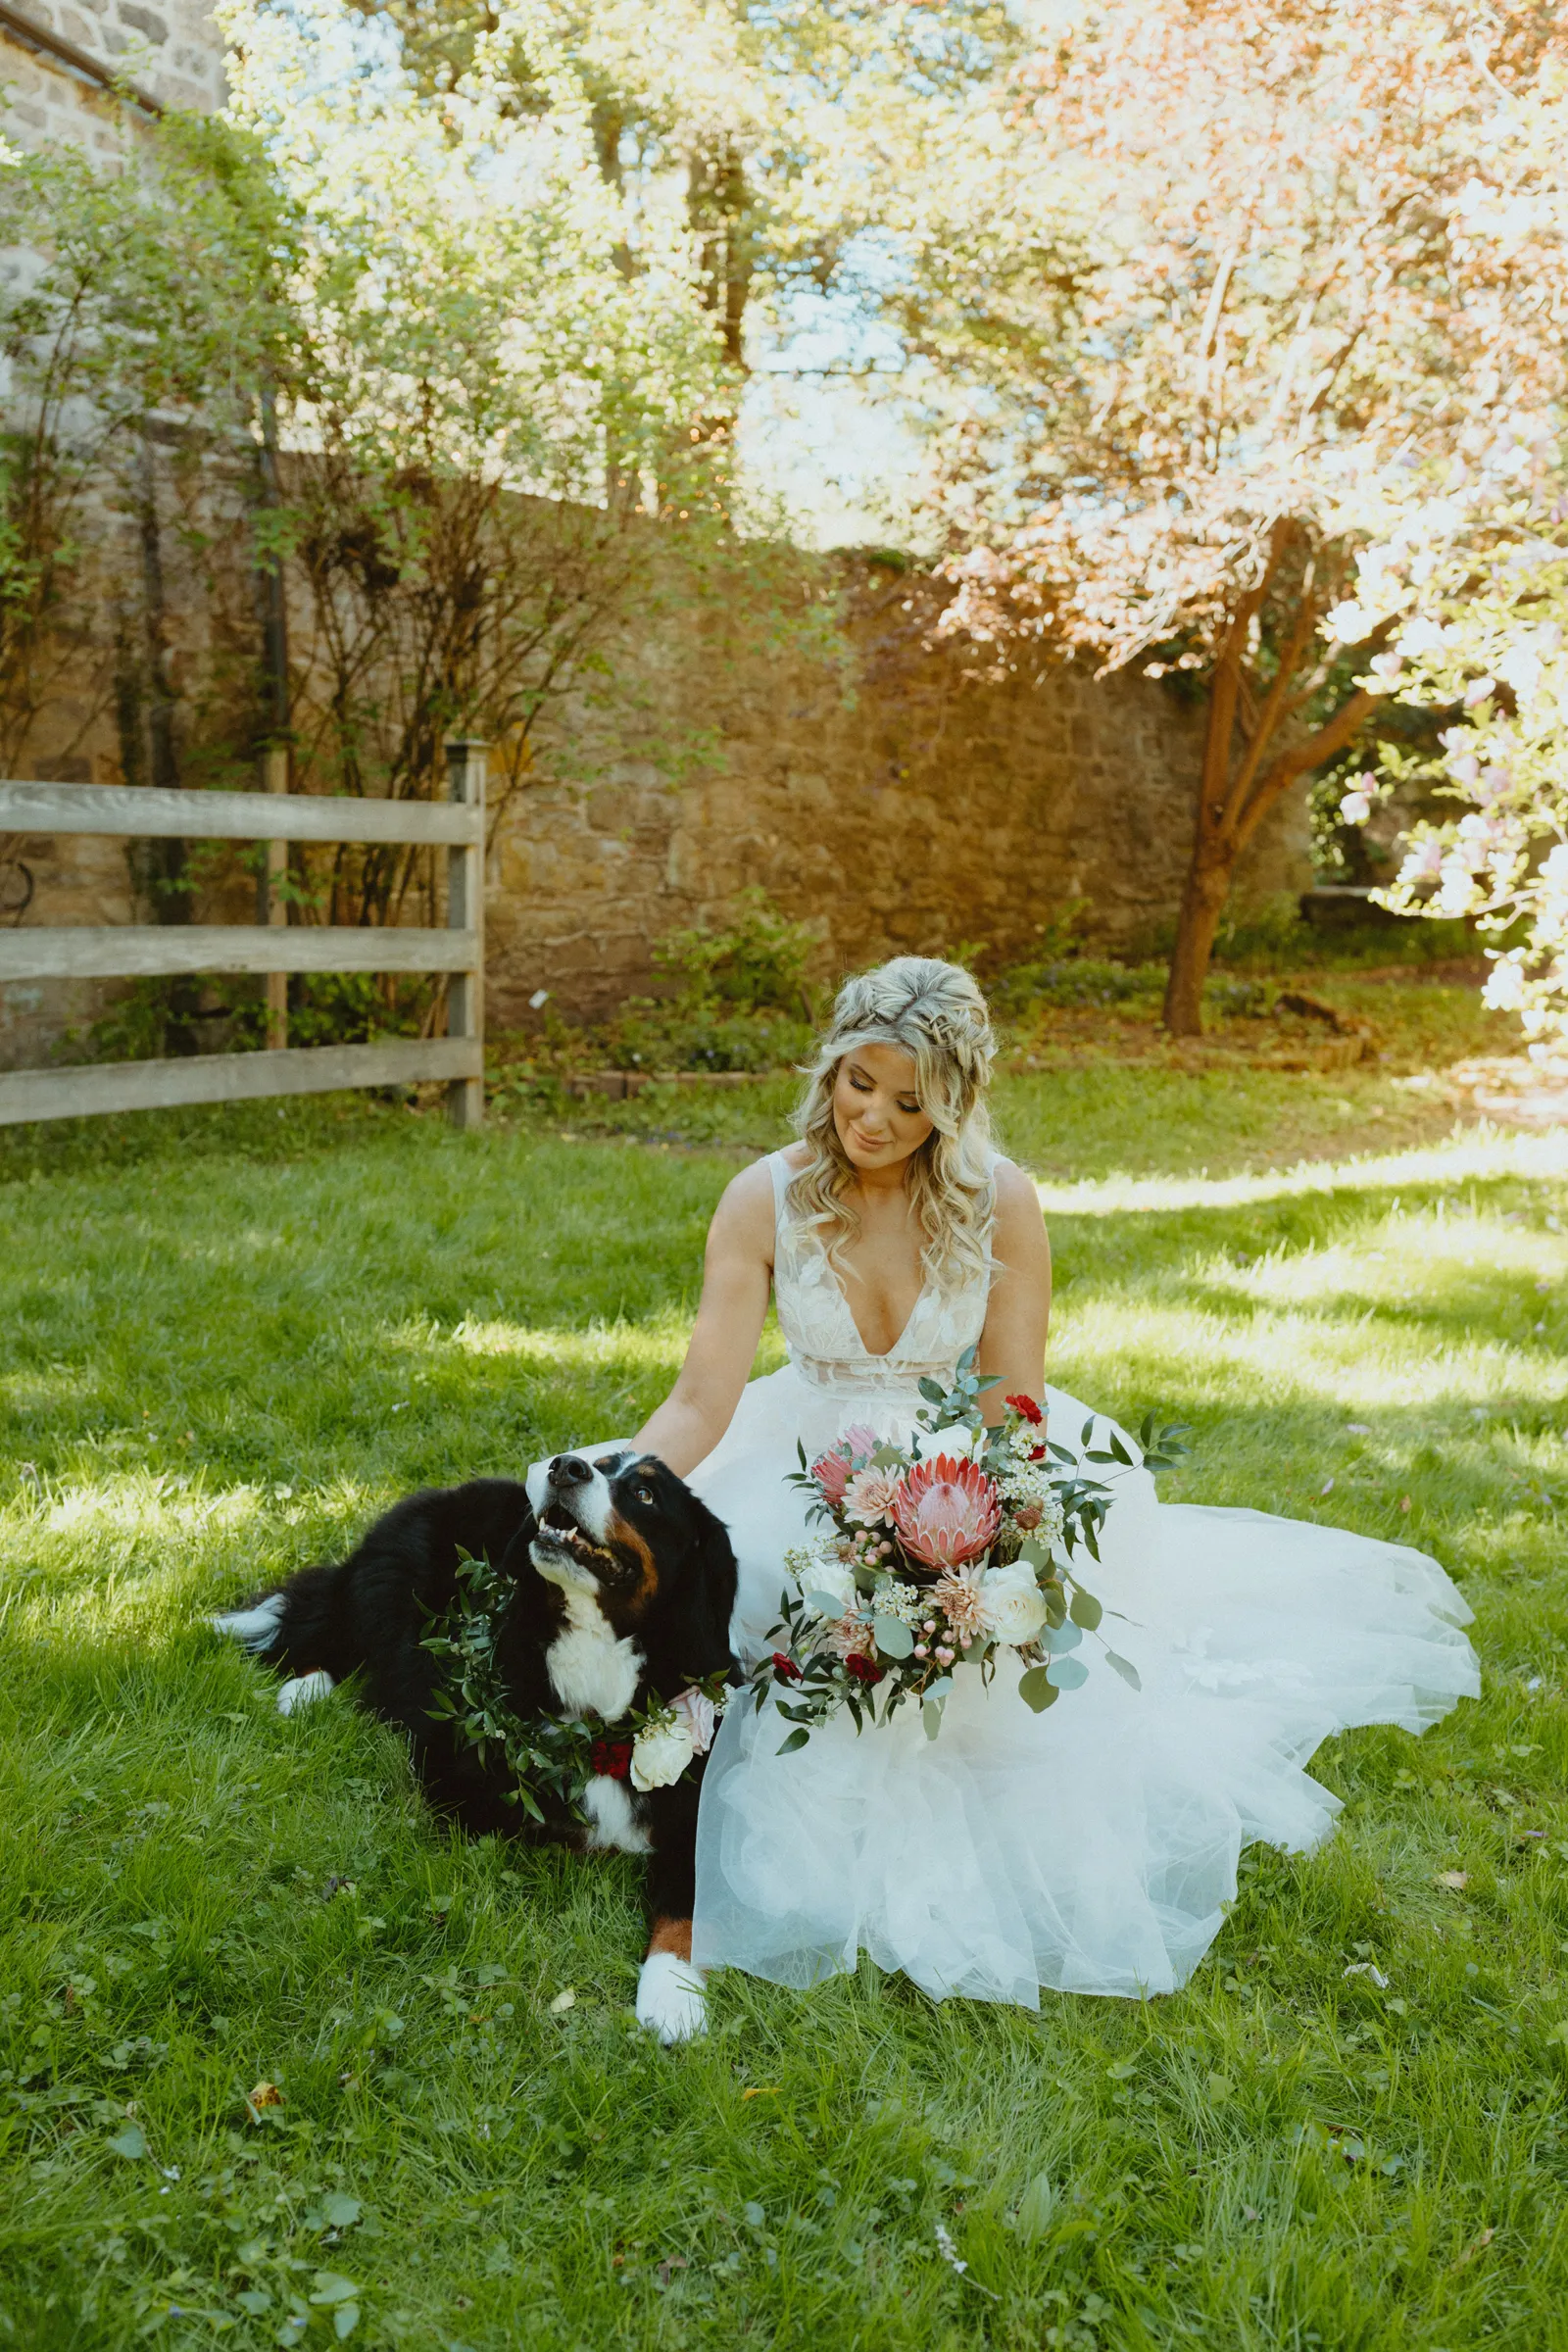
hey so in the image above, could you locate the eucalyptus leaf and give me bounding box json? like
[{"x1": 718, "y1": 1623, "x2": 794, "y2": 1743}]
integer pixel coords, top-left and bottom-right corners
[
  {"x1": 1046, "y1": 1619, "x2": 1083, "y2": 1654},
  {"x1": 1068, "y1": 1588, "x2": 1103, "y2": 1631},
  {"x1": 805, "y1": 1590, "x2": 847, "y2": 1620},
  {"x1": 1017, "y1": 1665, "x2": 1059, "y2": 1712},
  {"x1": 922, "y1": 1697, "x2": 946, "y2": 1740},
  {"x1": 873, "y1": 1614, "x2": 915, "y2": 1659},
  {"x1": 1047, "y1": 1655, "x2": 1089, "y2": 1691},
  {"x1": 871, "y1": 1442, "x2": 905, "y2": 1468},
  {"x1": 1019, "y1": 1538, "x2": 1050, "y2": 1572},
  {"x1": 776, "y1": 1727, "x2": 810, "y2": 1755},
  {"x1": 1104, "y1": 1649, "x2": 1143, "y2": 1690},
  {"x1": 1080, "y1": 1417, "x2": 1095, "y2": 1447},
  {"x1": 923, "y1": 1675, "x2": 954, "y2": 1702},
  {"x1": 918, "y1": 1377, "x2": 947, "y2": 1404}
]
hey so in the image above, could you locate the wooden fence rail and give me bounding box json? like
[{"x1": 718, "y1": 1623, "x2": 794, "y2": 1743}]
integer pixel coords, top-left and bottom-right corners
[{"x1": 0, "y1": 739, "x2": 486, "y2": 1131}]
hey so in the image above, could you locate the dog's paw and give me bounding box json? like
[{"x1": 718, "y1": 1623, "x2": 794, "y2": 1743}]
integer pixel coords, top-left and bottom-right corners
[
  {"x1": 635, "y1": 1951, "x2": 708, "y2": 2045},
  {"x1": 276, "y1": 1670, "x2": 335, "y2": 1716}
]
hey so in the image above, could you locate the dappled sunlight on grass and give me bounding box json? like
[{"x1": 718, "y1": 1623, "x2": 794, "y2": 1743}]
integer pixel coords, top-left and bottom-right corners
[
  {"x1": 3, "y1": 1077, "x2": 1568, "y2": 2346},
  {"x1": 1034, "y1": 1125, "x2": 1568, "y2": 1215}
]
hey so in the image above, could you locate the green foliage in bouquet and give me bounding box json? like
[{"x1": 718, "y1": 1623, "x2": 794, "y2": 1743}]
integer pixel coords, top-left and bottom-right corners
[{"x1": 750, "y1": 1348, "x2": 1190, "y2": 1749}]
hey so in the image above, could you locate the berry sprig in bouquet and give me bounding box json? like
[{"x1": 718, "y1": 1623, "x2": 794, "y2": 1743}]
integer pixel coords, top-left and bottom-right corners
[{"x1": 748, "y1": 1348, "x2": 1189, "y2": 1750}]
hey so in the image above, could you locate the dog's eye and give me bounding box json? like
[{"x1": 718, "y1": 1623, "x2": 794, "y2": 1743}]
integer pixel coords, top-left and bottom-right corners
[{"x1": 632, "y1": 1484, "x2": 654, "y2": 1506}]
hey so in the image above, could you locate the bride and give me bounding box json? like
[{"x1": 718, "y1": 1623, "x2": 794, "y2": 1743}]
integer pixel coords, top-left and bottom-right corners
[{"x1": 630, "y1": 956, "x2": 1479, "y2": 2034}]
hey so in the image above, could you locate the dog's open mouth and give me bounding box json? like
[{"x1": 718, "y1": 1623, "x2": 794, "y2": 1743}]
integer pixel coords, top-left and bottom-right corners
[{"x1": 537, "y1": 1500, "x2": 616, "y2": 1572}]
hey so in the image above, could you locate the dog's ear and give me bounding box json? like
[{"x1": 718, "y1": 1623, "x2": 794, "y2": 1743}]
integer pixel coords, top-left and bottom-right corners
[{"x1": 678, "y1": 1494, "x2": 739, "y2": 1674}]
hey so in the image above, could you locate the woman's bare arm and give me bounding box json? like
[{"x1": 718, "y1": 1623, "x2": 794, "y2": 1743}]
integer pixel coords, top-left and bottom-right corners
[
  {"x1": 975, "y1": 1159, "x2": 1053, "y2": 1421},
  {"x1": 631, "y1": 1160, "x2": 776, "y2": 1476}
]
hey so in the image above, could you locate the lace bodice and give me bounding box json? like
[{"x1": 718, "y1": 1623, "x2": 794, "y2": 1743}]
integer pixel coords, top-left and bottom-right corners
[{"x1": 767, "y1": 1150, "x2": 991, "y2": 1398}]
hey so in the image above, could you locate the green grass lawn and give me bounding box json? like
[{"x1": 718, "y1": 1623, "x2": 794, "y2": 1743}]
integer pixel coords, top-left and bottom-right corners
[{"x1": 2, "y1": 1062, "x2": 1567, "y2": 2351}]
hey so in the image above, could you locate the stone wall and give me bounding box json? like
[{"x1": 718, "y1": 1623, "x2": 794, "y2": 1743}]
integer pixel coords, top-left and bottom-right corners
[
  {"x1": 0, "y1": 0, "x2": 224, "y2": 155},
  {"x1": 0, "y1": 556, "x2": 1311, "y2": 1071},
  {"x1": 485, "y1": 568, "x2": 1309, "y2": 1030}
]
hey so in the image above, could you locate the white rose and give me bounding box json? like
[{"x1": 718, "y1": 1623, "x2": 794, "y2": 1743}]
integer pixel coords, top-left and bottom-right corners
[
  {"x1": 914, "y1": 1422, "x2": 983, "y2": 1463},
  {"x1": 978, "y1": 1560, "x2": 1050, "y2": 1646},
  {"x1": 794, "y1": 1546, "x2": 856, "y2": 1613},
  {"x1": 630, "y1": 1716, "x2": 696, "y2": 1791}
]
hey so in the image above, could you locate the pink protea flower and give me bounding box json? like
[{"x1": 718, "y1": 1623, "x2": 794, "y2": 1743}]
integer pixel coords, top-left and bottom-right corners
[
  {"x1": 842, "y1": 1422, "x2": 879, "y2": 1460},
  {"x1": 810, "y1": 1446, "x2": 854, "y2": 1505},
  {"x1": 932, "y1": 1569, "x2": 989, "y2": 1644},
  {"x1": 892, "y1": 1454, "x2": 1001, "y2": 1571},
  {"x1": 843, "y1": 1466, "x2": 902, "y2": 1526}
]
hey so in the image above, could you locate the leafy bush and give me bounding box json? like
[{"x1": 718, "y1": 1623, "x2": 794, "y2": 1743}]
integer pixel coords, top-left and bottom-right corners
[{"x1": 652, "y1": 888, "x2": 822, "y2": 1016}]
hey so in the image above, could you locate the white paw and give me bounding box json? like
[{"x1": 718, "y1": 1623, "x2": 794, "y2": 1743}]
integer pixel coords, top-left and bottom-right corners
[
  {"x1": 276, "y1": 1670, "x2": 335, "y2": 1716},
  {"x1": 635, "y1": 1951, "x2": 708, "y2": 2045}
]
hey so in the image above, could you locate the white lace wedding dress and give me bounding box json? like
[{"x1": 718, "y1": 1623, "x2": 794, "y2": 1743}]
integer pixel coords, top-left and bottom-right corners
[{"x1": 686, "y1": 1150, "x2": 1479, "y2": 2006}]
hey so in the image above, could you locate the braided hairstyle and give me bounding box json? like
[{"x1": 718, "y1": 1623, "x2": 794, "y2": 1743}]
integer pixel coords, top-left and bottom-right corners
[{"x1": 789, "y1": 956, "x2": 998, "y2": 1295}]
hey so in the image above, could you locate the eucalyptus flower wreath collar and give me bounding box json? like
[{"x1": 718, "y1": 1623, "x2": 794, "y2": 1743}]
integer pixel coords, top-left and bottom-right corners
[{"x1": 421, "y1": 1549, "x2": 730, "y2": 1826}]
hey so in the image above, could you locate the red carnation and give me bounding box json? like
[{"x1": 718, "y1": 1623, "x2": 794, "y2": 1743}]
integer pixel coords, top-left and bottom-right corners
[
  {"x1": 1030, "y1": 1444, "x2": 1047, "y2": 1462},
  {"x1": 845, "y1": 1654, "x2": 884, "y2": 1687},
  {"x1": 771, "y1": 1651, "x2": 803, "y2": 1682},
  {"x1": 1006, "y1": 1394, "x2": 1044, "y2": 1425},
  {"x1": 590, "y1": 1739, "x2": 634, "y2": 1780}
]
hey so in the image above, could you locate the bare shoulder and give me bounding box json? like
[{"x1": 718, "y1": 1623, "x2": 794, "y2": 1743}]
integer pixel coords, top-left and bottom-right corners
[
  {"x1": 991, "y1": 1156, "x2": 1050, "y2": 1255},
  {"x1": 708, "y1": 1154, "x2": 779, "y2": 1259}
]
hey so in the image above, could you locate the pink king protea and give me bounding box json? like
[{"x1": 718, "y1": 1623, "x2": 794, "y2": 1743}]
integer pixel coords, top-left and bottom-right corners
[
  {"x1": 892, "y1": 1454, "x2": 1002, "y2": 1571},
  {"x1": 810, "y1": 1424, "x2": 879, "y2": 1505}
]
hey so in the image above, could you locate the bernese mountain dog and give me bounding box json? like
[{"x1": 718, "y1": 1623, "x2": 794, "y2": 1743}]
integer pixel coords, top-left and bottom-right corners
[{"x1": 213, "y1": 1449, "x2": 736, "y2": 2043}]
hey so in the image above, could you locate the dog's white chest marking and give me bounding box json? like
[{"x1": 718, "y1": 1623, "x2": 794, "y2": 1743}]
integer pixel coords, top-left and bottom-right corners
[
  {"x1": 545, "y1": 1590, "x2": 643, "y2": 1722},
  {"x1": 582, "y1": 1775, "x2": 652, "y2": 1854}
]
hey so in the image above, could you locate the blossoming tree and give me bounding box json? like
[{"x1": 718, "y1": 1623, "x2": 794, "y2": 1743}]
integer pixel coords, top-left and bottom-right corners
[
  {"x1": 1330, "y1": 411, "x2": 1568, "y2": 1049},
  {"x1": 881, "y1": 0, "x2": 1568, "y2": 1030}
]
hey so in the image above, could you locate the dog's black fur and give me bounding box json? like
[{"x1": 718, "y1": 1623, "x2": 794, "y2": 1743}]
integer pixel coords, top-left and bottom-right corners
[{"x1": 219, "y1": 1453, "x2": 737, "y2": 1952}]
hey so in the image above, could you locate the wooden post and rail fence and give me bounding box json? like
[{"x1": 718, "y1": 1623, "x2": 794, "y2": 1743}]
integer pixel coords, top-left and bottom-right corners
[{"x1": 0, "y1": 739, "x2": 487, "y2": 1130}]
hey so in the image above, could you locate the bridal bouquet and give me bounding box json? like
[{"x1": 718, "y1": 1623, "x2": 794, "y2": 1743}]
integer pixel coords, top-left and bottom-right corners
[{"x1": 748, "y1": 1348, "x2": 1188, "y2": 1749}]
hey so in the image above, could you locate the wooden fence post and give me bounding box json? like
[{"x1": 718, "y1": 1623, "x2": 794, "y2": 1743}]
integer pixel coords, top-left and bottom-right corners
[
  {"x1": 260, "y1": 742, "x2": 288, "y2": 1049},
  {"x1": 444, "y1": 738, "x2": 486, "y2": 1131}
]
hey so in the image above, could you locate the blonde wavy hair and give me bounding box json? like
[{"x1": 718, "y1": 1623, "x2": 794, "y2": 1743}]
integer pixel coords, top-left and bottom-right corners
[{"x1": 788, "y1": 956, "x2": 998, "y2": 1295}]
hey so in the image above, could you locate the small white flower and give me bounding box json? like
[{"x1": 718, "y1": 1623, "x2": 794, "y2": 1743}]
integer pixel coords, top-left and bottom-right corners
[
  {"x1": 630, "y1": 1716, "x2": 696, "y2": 1790},
  {"x1": 977, "y1": 1559, "x2": 1050, "y2": 1645},
  {"x1": 874, "y1": 1579, "x2": 925, "y2": 1625}
]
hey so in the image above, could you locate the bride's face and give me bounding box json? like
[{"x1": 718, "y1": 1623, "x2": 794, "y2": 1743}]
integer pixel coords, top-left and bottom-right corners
[{"x1": 832, "y1": 1044, "x2": 935, "y2": 1174}]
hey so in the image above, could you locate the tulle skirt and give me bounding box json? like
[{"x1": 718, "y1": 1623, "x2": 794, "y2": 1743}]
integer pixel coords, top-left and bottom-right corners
[{"x1": 687, "y1": 1367, "x2": 1480, "y2": 2006}]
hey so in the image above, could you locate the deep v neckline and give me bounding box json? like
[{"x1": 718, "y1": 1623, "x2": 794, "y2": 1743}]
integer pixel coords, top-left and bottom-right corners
[{"x1": 830, "y1": 1259, "x2": 932, "y2": 1360}]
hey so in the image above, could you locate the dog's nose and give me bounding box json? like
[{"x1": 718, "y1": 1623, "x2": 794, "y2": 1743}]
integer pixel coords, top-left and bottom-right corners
[{"x1": 548, "y1": 1453, "x2": 593, "y2": 1490}]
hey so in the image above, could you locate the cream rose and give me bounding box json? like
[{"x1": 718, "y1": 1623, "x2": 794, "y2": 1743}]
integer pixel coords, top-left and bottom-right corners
[
  {"x1": 913, "y1": 1422, "x2": 984, "y2": 1464},
  {"x1": 978, "y1": 1559, "x2": 1050, "y2": 1646},
  {"x1": 630, "y1": 1716, "x2": 697, "y2": 1790}
]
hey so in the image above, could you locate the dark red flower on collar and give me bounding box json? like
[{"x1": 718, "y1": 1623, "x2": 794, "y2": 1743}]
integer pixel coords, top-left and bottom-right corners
[
  {"x1": 590, "y1": 1739, "x2": 634, "y2": 1780},
  {"x1": 845, "y1": 1654, "x2": 884, "y2": 1686},
  {"x1": 771, "y1": 1651, "x2": 803, "y2": 1682},
  {"x1": 1005, "y1": 1394, "x2": 1044, "y2": 1425}
]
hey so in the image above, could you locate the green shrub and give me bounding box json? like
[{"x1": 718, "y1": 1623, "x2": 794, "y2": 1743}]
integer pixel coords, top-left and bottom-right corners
[{"x1": 652, "y1": 887, "x2": 821, "y2": 1016}]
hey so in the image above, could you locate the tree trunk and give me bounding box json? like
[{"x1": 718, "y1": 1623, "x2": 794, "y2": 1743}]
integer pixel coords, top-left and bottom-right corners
[{"x1": 1162, "y1": 823, "x2": 1237, "y2": 1035}]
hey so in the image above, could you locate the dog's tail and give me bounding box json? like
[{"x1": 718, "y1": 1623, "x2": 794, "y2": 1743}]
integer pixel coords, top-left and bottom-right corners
[{"x1": 213, "y1": 1561, "x2": 357, "y2": 1710}]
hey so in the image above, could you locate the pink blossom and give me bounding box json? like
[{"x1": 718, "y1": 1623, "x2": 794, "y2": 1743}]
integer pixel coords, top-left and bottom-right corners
[
  {"x1": 669, "y1": 1688, "x2": 717, "y2": 1756},
  {"x1": 843, "y1": 1467, "x2": 902, "y2": 1526},
  {"x1": 893, "y1": 1455, "x2": 1002, "y2": 1571},
  {"x1": 828, "y1": 1613, "x2": 875, "y2": 1662},
  {"x1": 842, "y1": 1423, "x2": 879, "y2": 1460},
  {"x1": 810, "y1": 1446, "x2": 854, "y2": 1505}
]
